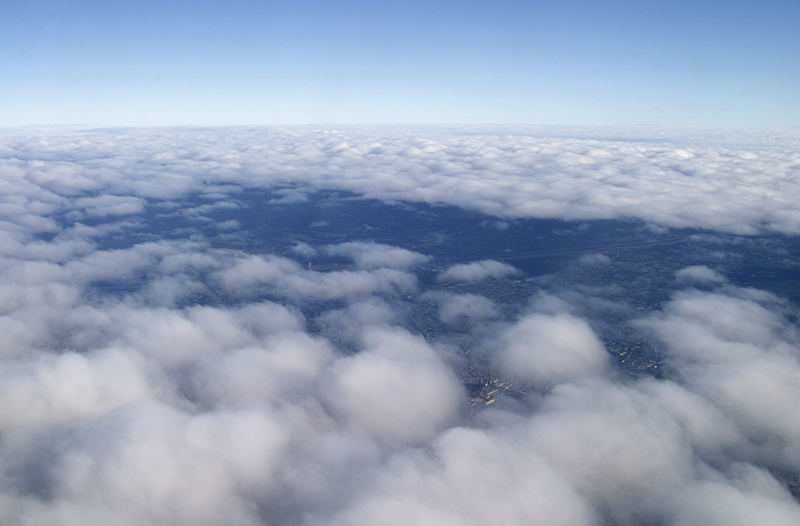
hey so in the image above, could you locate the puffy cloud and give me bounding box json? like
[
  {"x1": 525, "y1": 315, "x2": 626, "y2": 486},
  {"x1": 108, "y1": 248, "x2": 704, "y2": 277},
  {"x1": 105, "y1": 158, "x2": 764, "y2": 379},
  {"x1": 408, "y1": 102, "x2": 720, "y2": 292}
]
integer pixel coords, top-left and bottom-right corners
[
  {"x1": 321, "y1": 326, "x2": 464, "y2": 445},
  {"x1": 315, "y1": 297, "x2": 397, "y2": 346},
  {"x1": 324, "y1": 241, "x2": 430, "y2": 270},
  {"x1": 0, "y1": 348, "x2": 153, "y2": 428},
  {"x1": 187, "y1": 332, "x2": 335, "y2": 409},
  {"x1": 637, "y1": 289, "x2": 788, "y2": 364},
  {"x1": 291, "y1": 241, "x2": 317, "y2": 258},
  {"x1": 639, "y1": 288, "x2": 800, "y2": 472},
  {"x1": 427, "y1": 292, "x2": 500, "y2": 324},
  {"x1": 0, "y1": 126, "x2": 799, "y2": 525},
  {"x1": 1, "y1": 403, "x2": 288, "y2": 526},
  {"x1": 494, "y1": 312, "x2": 609, "y2": 386},
  {"x1": 3, "y1": 127, "x2": 799, "y2": 235},
  {"x1": 576, "y1": 252, "x2": 611, "y2": 266},
  {"x1": 438, "y1": 259, "x2": 520, "y2": 282},
  {"x1": 676, "y1": 265, "x2": 727, "y2": 284},
  {"x1": 1, "y1": 245, "x2": 800, "y2": 525},
  {"x1": 673, "y1": 465, "x2": 800, "y2": 526},
  {"x1": 325, "y1": 426, "x2": 596, "y2": 526},
  {"x1": 219, "y1": 254, "x2": 419, "y2": 301},
  {"x1": 71, "y1": 195, "x2": 146, "y2": 218}
]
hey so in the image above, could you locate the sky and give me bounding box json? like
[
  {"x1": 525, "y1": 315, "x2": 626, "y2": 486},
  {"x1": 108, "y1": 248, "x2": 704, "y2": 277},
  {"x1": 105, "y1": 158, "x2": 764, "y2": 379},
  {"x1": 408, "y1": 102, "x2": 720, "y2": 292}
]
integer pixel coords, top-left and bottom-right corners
[{"x1": 2, "y1": 0, "x2": 799, "y2": 128}]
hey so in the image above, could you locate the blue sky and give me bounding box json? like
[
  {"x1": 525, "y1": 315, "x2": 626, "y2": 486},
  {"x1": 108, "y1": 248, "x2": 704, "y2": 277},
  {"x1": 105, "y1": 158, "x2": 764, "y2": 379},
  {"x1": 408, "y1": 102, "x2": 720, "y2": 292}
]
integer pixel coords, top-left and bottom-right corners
[{"x1": 2, "y1": 0, "x2": 798, "y2": 128}]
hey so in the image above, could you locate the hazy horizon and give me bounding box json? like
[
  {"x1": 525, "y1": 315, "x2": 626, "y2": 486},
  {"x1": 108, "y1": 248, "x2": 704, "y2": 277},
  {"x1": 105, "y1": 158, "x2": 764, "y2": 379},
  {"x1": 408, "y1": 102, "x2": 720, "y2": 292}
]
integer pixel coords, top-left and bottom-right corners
[{"x1": 3, "y1": 1, "x2": 798, "y2": 129}]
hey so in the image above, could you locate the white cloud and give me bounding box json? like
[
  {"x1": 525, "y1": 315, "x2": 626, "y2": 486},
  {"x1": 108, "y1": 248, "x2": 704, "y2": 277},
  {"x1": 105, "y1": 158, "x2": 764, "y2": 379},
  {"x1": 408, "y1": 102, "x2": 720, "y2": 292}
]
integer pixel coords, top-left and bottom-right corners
[
  {"x1": 576, "y1": 253, "x2": 611, "y2": 266},
  {"x1": 637, "y1": 289, "x2": 787, "y2": 365},
  {"x1": 326, "y1": 426, "x2": 596, "y2": 526},
  {"x1": 321, "y1": 326, "x2": 464, "y2": 445},
  {"x1": 72, "y1": 195, "x2": 145, "y2": 218},
  {"x1": 291, "y1": 241, "x2": 317, "y2": 258},
  {"x1": 423, "y1": 291, "x2": 500, "y2": 324},
  {"x1": 219, "y1": 254, "x2": 419, "y2": 301},
  {"x1": 0, "y1": 248, "x2": 799, "y2": 525},
  {"x1": 674, "y1": 466, "x2": 800, "y2": 526},
  {"x1": 494, "y1": 312, "x2": 609, "y2": 386},
  {"x1": 676, "y1": 265, "x2": 727, "y2": 283},
  {"x1": 0, "y1": 127, "x2": 799, "y2": 525},
  {"x1": 315, "y1": 297, "x2": 397, "y2": 345},
  {"x1": 3, "y1": 127, "x2": 799, "y2": 235},
  {"x1": 439, "y1": 259, "x2": 520, "y2": 282},
  {"x1": 0, "y1": 348, "x2": 153, "y2": 428},
  {"x1": 324, "y1": 241, "x2": 430, "y2": 270},
  {"x1": 639, "y1": 288, "x2": 800, "y2": 473}
]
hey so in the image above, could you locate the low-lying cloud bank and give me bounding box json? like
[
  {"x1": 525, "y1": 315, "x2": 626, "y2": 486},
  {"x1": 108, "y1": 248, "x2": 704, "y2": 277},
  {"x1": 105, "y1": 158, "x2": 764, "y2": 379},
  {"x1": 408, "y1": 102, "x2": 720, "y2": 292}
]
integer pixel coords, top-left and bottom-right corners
[
  {"x1": 1, "y1": 126, "x2": 799, "y2": 236},
  {"x1": 0, "y1": 127, "x2": 799, "y2": 525}
]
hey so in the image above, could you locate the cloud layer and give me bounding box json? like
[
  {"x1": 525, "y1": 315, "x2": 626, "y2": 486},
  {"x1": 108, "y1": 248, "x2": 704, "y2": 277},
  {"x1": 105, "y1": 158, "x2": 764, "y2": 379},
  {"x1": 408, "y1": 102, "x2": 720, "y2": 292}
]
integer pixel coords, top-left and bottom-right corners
[
  {"x1": 2, "y1": 126, "x2": 800, "y2": 236},
  {"x1": 0, "y1": 126, "x2": 799, "y2": 525}
]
